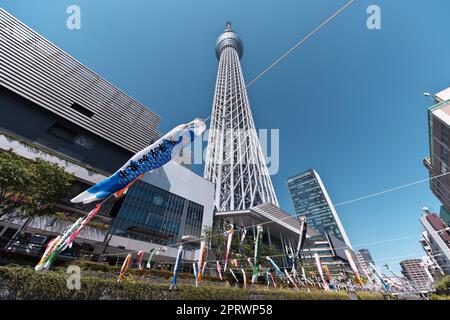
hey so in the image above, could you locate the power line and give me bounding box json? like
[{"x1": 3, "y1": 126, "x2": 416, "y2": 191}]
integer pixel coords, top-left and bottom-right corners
[
  {"x1": 246, "y1": 0, "x2": 355, "y2": 88},
  {"x1": 203, "y1": 0, "x2": 355, "y2": 123},
  {"x1": 352, "y1": 234, "x2": 421, "y2": 249},
  {"x1": 334, "y1": 171, "x2": 450, "y2": 206}
]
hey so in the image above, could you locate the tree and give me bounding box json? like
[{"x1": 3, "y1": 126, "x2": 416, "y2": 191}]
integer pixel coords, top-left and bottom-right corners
[
  {"x1": 0, "y1": 150, "x2": 74, "y2": 245},
  {"x1": 0, "y1": 150, "x2": 32, "y2": 215}
]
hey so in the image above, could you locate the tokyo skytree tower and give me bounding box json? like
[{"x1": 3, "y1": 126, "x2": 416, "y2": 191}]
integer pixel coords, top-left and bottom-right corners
[{"x1": 204, "y1": 22, "x2": 279, "y2": 212}]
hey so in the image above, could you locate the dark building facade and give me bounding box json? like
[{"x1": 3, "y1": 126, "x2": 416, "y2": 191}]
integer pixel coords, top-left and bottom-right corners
[
  {"x1": 0, "y1": 86, "x2": 135, "y2": 174},
  {"x1": 0, "y1": 8, "x2": 162, "y2": 257},
  {"x1": 0, "y1": 8, "x2": 163, "y2": 216},
  {"x1": 0, "y1": 8, "x2": 160, "y2": 153},
  {"x1": 0, "y1": 8, "x2": 161, "y2": 172},
  {"x1": 0, "y1": 9, "x2": 218, "y2": 270}
]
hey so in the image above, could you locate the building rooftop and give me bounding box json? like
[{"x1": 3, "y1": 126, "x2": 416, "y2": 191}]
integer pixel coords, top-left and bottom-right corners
[
  {"x1": 436, "y1": 87, "x2": 450, "y2": 102},
  {"x1": 429, "y1": 88, "x2": 450, "y2": 124},
  {"x1": 216, "y1": 202, "x2": 320, "y2": 238}
]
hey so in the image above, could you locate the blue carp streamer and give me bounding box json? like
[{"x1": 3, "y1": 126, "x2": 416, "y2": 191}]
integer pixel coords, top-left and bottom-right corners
[{"x1": 71, "y1": 119, "x2": 206, "y2": 204}]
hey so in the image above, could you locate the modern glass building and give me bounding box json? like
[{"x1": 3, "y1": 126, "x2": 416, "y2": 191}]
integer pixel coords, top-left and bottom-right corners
[
  {"x1": 110, "y1": 181, "x2": 204, "y2": 248},
  {"x1": 287, "y1": 169, "x2": 352, "y2": 248},
  {"x1": 107, "y1": 161, "x2": 215, "y2": 263}
]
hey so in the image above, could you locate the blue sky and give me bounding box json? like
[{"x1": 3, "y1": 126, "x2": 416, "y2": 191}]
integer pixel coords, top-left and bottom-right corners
[{"x1": 2, "y1": 0, "x2": 450, "y2": 273}]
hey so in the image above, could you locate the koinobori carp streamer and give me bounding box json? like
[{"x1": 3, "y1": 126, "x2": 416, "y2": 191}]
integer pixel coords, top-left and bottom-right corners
[{"x1": 71, "y1": 119, "x2": 206, "y2": 204}]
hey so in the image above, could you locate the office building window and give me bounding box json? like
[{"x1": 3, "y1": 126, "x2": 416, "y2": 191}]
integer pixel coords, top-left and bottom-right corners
[
  {"x1": 111, "y1": 181, "x2": 204, "y2": 246},
  {"x1": 440, "y1": 145, "x2": 449, "y2": 163},
  {"x1": 441, "y1": 162, "x2": 447, "y2": 174},
  {"x1": 47, "y1": 123, "x2": 77, "y2": 142},
  {"x1": 47, "y1": 123, "x2": 95, "y2": 150},
  {"x1": 184, "y1": 201, "x2": 204, "y2": 238},
  {"x1": 442, "y1": 124, "x2": 449, "y2": 146},
  {"x1": 73, "y1": 134, "x2": 95, "y2": 150}
]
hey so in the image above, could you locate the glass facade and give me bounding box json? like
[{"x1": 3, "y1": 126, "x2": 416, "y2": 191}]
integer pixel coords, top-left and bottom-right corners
[
  {"x1": 287, "y1": 169, "x2": 350, "y2": 245},
  {"x1": 184, "y1": 202, "x2": 204, "y2": 239},
  {"x1": 110, "y1": 180, "x2": 204, "y2": 246}
]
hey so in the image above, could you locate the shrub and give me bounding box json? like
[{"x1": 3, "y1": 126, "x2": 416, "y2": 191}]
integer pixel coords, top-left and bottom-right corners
[
  {"x1": 430, "y1": 293, "x2": 450, "y2": 300},
  {"x1": 68, "y1": 260, "x2": 222, "y2": 282},
  {"x1": 434, "y1": 275, "x2": 450, "y2": 293},
  {"x1": 0, "y1": 266, "x2": 384, "y2": 300}
]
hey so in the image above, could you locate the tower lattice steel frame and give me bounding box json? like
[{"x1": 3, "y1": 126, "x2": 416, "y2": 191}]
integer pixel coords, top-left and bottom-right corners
[{"x1": 204, "y1": 22, "x2": 279, "y2": 212}]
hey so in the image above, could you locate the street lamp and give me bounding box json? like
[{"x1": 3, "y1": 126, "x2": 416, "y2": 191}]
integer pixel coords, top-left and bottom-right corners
[{"x1": 423, "y1": 92, "x2": 443, "y2": 103}]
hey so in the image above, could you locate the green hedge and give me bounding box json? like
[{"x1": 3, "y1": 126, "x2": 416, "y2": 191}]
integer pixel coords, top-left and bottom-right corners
[
  {"x1": 67, "y1": 260, "x2": 222, "y2": 282},
  {"x1": 0, "y1": 266, "x2": 384, "y2": 300}
]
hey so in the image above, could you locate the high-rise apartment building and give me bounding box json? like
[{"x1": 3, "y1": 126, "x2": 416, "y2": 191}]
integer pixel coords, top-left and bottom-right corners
[
  {"x1": 424, "y1": 87, "x2": 450, "y2": 213},
  {"x1": 400, "y1": 259, "x2": 433, "y2": 293},
  {"x1": 419, "y1": 209, "x2": 450, "y2": 275}
]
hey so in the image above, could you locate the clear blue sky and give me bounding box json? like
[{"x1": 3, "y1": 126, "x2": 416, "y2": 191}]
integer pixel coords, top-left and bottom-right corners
[{"x1": 2, "y1": 0, "x2": 450, "y2": 273}]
